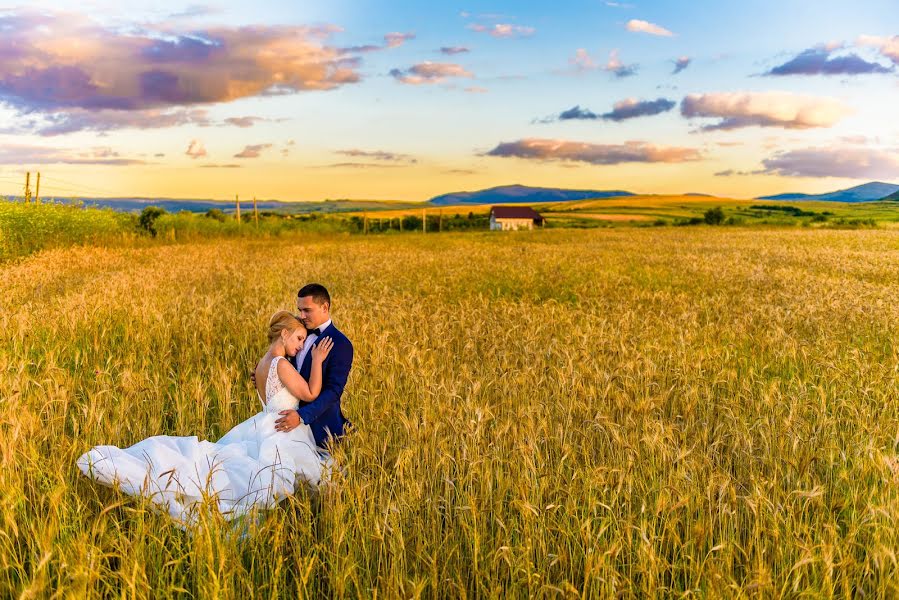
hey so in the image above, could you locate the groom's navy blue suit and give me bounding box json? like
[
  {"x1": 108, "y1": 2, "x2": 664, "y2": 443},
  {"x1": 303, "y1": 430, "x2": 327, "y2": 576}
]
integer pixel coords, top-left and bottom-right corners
[{"x1": 290, "y1": 322, "x2": 353, "y2": 448}]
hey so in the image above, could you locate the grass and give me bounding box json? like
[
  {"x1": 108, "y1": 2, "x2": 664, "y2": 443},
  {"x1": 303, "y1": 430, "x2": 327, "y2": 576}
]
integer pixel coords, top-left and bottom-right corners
[
  {"x1": 0, "y1": 200, "x2": 135, "y2": 261},
  {"x1": 5, "y1": 195, "x2": 899, "y2": 264},
  {"x1": 0, "y1": 200, "x2": 355, "y2": 262},
  {"x1": 360, "y1": 195, "x2": 899, "y2": 229},
  {"x1": 2, "y1": 227, "x2": 899, "y2": 597}
]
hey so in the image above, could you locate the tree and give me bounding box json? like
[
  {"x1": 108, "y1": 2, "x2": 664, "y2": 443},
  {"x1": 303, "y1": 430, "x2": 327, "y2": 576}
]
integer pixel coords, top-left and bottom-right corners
[
  {"x1": 704, "y1": 206, "x2": 725, "y2": 225},
  {"x1": 139, "y1": 206, "x2": 166, "y2": 237},
  {"x1": 205, "y1": 208, "x2": 226, "y2": 222}
]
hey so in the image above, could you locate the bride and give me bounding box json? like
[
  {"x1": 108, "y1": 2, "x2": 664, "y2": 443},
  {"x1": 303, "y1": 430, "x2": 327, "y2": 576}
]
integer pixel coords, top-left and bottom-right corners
[{"x1": 77, "y1": 311, "x2": 333, "y2": 524}]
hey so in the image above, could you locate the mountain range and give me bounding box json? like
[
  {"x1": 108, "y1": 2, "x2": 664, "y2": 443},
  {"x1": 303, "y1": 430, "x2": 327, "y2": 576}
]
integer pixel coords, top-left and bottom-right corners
[
  {"x1": 11, "y1": 181, "x2": 899, "y2": 213},
  {"x1": 428, "y1": 184, "x2": 634, "y2": 205},
  {"x1": 757, "y1": 181, "x2": 899, "y2": 203},
  {"x1": 428, "y1": 182, "x2": 899, "y2": 205}
]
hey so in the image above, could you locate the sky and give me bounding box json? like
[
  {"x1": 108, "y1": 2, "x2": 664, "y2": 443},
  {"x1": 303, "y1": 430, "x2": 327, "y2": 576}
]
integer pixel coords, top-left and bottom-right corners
[{"x1": 0, "y1": 1, "x2": 897, "y2": 201}]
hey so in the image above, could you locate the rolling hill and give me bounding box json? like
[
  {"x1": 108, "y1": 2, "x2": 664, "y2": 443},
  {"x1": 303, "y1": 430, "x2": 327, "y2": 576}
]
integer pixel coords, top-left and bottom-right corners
[
  {"x1": 19, "y1": 197, "x2": 419, "y2": 214},
  {"x1": 758, "y1": 181, "x2": 899, "y2": 203},
  {"x1": 428, "y1": 184, "x2": 635, "y2": 206}
]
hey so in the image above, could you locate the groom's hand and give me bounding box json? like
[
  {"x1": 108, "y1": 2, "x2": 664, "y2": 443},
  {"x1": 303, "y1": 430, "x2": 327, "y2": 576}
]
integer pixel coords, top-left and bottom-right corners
[{"x1": 275, "y1": 410, "x2": 301, "y2": 432}]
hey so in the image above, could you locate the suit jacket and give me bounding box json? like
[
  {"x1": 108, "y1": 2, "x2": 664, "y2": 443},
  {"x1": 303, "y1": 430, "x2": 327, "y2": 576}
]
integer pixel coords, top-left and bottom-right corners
[{"x1": 290, "y1": 322, "x2": 353, "y2": 448}]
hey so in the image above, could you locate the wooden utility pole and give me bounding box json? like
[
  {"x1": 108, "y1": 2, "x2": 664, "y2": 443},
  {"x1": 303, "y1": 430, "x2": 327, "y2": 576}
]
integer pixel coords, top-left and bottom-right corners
[
  {"x1": 235, "y1": 194, "x2": 241, "y2": 224},
  {"x1": 422, "y1": 208, "x2": 426, "y2": 233},
  {"x1": 399, "y1": 216, "x2": 403, "y2": 232},
  {"x1": 253, "y1": 196, "x2": 258, "y2": 227},
  {"x1": 364, "y1": 212, "x2": 369, "y2": 234},
  {"x1": 24, "y1": 172, "x2": 31, "y2": 203},
  {"x1": 439, "y1": 209, "x2": 443, "y2": 233},
  {"x1": 34, "y1": 172, "x2": 40, "y2": 204}
]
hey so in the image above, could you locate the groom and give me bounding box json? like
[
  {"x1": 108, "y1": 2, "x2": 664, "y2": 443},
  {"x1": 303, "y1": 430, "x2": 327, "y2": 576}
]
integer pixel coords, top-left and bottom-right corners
[{"x1": 274, "y1": 283, "x2": 354, "y2": 448}]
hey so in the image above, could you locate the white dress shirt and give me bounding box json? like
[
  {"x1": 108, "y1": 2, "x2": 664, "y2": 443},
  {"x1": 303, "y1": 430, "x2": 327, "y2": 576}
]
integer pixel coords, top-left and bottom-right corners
[{"x1": 297, "y1": 318, "x2": 331, "y2": 368}]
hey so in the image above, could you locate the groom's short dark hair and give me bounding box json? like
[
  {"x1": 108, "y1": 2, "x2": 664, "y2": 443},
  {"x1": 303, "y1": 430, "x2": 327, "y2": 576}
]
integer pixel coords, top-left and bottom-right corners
[{"x1": 298, "y1": 283, "x2": 331, "y2": 307}]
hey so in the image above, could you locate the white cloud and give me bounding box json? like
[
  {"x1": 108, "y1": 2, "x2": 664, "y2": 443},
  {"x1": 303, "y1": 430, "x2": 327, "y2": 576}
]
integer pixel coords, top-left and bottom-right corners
[
  {"x1": 467, "y1": 23, "x2": 535, "y2": 38},
  {"x1": 857, "y1": 34, "x2": 899, "y2": 63},
  {"x1": 626, "y1": 19, "x2": 675, "y2": 37}
]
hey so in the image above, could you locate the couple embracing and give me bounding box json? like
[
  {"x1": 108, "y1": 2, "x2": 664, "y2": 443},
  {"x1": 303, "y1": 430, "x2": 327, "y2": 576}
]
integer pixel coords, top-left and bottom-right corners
[{"x1": 77, "y1": 284, "x2": 353, "y2": 524}]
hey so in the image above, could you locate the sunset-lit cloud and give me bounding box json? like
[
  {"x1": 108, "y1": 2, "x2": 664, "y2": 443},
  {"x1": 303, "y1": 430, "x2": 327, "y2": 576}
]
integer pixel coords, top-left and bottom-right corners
[
  {"x1": 672, "y1": 56, "x2": 692, "y2": 74},
  {"x1": 764, "y1": 46, "x2": 892, "y2": 76},
  {"x1": 224, "y1": 116, "x2": 265, "y2": 128},
  {"x1": 555, "y1": 106, "x2": 600, "y2": 120},
  {"x1": 542, "y1": 98, "x2": 675, "y2": 123},
  {"x1": 343, "y1": 32, "x2": 416, "y2": 53},
  {"x1": 185, "y1": 139, "x2": 207, "y2": 159},
  {"x1": 486, "y1": 138, "x2": 701, "y2": 165},
  {"x1": 569, "y1": 49, "x2": 599, "y2": 72},
  {"x1": 857, "y1": 35, "x2": 899, "y2": 65},
  {"x1": 761, "y1": 146, "x2": 899, "y2": 179},
  {"x1": 390, "y1": 62, "x2": 473, "y2": 85},
  {"x1": 26, "y1": 108, "x2": 213, "y2": 137},
  {"x1": 385, "y1": 32, "x2": 416, "y2": 48},
  {"x1": 602, "y1": 98, "x2": 677, "y2": 121},
  {"x1": 604, "y1": 50, "x2": 638, "y2": 78},
  {"x1": 0, "y1": 9, "x2": 361, "y2": 133},
  {"x1": 439, "y1": 46, "x2": 470, "y2": 55},
  {"x1": 234, "y1": 144, "x2": 272, "y2": 158},
  {"x1": 336, "y1": 149, "x2": 417, "y2": 163},
  {"x1": 681, "y1": 92, "x2": 852, "y2": 130},
  {"x1": 467, "y1": 23, "x2": 535, "y2": 38},
  {"x1": 317, "y1": 162, "x2": 405, "y2": 170},
  {"x1": 0, "y1": 144, "x2": 147, "y2": 165},
  {"x1": 626, "y1": 19, "x2": 675, "y2": 37}
]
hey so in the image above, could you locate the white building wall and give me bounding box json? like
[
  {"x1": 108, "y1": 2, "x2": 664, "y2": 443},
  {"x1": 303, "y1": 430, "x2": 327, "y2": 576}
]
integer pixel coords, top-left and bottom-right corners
[{"x1": 499, "y1": 218, "x2": 534, "y2": 231}]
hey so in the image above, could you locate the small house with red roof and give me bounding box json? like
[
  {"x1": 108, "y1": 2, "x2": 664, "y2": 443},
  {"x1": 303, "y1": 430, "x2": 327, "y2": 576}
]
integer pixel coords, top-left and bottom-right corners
[{"x1": 489, "y1": 206, "x2": 545, "y2": 231}]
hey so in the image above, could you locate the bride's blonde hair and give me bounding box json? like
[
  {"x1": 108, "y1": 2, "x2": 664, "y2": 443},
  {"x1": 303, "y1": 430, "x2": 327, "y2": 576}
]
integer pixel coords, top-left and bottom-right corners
[{"x1": 268, "y1": 310, "x2": 303, "y2": 343}]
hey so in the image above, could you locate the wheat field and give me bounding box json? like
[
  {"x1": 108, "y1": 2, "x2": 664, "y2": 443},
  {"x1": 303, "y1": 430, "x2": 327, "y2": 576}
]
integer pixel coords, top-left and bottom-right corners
[{"x1": 2, "y1": 228, "x2": 899, "y2": 597}]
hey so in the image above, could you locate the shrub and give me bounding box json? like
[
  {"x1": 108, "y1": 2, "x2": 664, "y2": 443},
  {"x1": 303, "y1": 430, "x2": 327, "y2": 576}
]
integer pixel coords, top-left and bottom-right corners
[
  {"x1": 205, "y1": 208, "x2": 227, "y2": 222},
  {"x1": 674, "y1": 217, "x2": 705, "y2": 226},
  {"x1": 704, "y1": 206, "x2": 725, "y2": 225},
  {"x1": 139, "y1": 206, "x2": 166, "y2": 237}
]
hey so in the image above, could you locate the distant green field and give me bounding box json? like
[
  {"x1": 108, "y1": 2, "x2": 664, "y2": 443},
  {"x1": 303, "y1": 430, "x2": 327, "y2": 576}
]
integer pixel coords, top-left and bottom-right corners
[
  {"x1": 4, "y1": 195, "x2": 899, "y2": 262},
  {"x1": 529, "y1": 195, "x2": 899, "y2": 228},
  {"x1": 352, "y1": 194, "x2": 899, "y2": 230}
]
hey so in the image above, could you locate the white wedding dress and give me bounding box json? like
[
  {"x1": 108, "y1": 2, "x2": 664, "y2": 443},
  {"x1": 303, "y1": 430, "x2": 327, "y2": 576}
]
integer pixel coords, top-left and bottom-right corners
[{"x1": 77, "y1": 356, "x2": 325, "y2": 524}]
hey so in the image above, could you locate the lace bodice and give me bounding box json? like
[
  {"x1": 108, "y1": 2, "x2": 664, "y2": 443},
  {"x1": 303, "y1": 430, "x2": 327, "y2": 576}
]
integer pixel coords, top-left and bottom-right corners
[{"x1": 263, "y1": 356, "x2": 300, "y2": 412}]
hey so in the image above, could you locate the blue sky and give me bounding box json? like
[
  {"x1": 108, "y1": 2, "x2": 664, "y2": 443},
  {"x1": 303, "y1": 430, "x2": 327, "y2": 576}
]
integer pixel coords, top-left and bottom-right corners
[{"x1": 0, "y1": 1, "x2": 897, "y2": 201}]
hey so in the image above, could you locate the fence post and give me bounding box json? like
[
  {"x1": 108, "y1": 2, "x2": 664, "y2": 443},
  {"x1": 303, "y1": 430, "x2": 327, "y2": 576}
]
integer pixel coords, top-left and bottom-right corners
[
  {"x1": 235, "y1": 194, "x2": 241, "y2": 224},
  {"x1": 35, "y1": 172, "x2": 40, "y2": 204},
  {"x1": 24, "y1": 172, "x2": 31, "y2": 203}
]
